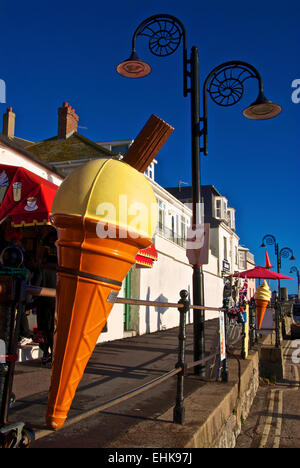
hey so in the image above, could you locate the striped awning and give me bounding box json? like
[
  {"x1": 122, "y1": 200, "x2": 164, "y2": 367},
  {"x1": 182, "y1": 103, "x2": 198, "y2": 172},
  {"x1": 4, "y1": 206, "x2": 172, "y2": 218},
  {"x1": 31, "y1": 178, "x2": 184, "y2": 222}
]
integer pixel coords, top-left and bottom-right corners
[{"x1": 135, "y1": 243, "x2": 158, "y2": 268}]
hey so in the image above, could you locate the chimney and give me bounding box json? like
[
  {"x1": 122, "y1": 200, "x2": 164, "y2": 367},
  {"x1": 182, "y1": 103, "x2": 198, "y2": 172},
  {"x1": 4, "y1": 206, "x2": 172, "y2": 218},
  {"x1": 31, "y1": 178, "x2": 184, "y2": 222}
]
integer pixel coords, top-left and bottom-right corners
[
  {"x1": 2, "y1": 107, "x2": 15, "y2": 138},
  {"x1": 57, "y1": 102, "x2": 79, "y2": 139}
]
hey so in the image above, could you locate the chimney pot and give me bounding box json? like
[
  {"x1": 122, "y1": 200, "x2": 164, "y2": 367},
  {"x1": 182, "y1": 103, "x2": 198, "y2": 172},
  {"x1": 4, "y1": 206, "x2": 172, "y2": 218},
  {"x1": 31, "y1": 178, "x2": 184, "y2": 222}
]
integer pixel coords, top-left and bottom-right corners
[
  {"x1": 2, "y1": 107, "x2": 15, "y2": 138},
  {"x1": 58, "y1": 102, "x2": 79, "y2": 139}
]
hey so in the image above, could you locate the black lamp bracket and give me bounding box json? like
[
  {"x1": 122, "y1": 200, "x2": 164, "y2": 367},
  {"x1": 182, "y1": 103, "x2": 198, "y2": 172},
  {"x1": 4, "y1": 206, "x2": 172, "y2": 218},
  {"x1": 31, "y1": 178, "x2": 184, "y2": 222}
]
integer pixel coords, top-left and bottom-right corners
[
  {"x1": 131, "y1": 14, "x2": 264, "y2": 155},
  {"x1": 262, "y1": 234, "x2": 278, "y2": 256}
]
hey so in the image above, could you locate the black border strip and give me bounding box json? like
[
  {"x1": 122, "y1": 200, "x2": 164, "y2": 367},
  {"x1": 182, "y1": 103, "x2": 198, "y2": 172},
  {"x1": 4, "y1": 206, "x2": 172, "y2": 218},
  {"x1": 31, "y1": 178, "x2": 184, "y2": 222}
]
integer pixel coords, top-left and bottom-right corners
[{"x1": 57, "y1": 266, "x2": 122, "y2": 287}]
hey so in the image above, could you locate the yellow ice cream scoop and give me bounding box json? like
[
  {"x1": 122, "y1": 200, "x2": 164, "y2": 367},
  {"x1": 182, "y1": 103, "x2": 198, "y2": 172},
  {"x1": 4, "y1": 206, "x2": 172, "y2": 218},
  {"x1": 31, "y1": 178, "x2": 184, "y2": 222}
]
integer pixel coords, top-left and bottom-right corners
[
  {"x1": 52, "y1": 158, "x2": 158, "y2": 239},
  {"x1": 254, "y1": 280, "x2": 271, "y2": 301}
]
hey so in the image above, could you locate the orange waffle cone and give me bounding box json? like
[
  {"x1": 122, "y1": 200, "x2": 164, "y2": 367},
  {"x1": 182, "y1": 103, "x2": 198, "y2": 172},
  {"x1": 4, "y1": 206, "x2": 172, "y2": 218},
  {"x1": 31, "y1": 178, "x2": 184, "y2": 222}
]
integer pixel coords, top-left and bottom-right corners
[
  {"x1": 45, "y1": 215, "x2": 151, "y2": 430},
  {"x1": 255, "y1": 299, "x2": 269, "y2": 330}
]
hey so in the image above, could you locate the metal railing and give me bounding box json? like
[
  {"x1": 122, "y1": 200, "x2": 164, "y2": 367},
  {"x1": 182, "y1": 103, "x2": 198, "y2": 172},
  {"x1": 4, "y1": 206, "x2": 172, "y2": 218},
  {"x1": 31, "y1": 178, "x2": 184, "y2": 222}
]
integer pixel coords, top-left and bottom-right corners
[
  {"x1": 23, "y1": 286, "x2": 226, "y2": 439},
  {"x1": 0, "y1": 253, "x2": 290, "y2": 446},
  {"x1": 22, "y1": 290, "x2": 293, "y2": 440},
  {"x1": 157, "y1": 222, "x2": 186, "y2": 248},
  {"x1": 0, "y1": 275, "x2": 238, "y2": 447}
]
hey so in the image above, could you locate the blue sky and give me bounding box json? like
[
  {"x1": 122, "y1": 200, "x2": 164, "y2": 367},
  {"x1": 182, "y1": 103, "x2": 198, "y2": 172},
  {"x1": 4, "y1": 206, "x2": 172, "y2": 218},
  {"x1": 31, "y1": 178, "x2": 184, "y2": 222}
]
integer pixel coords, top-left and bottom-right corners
[{"x1": 1, "y1": 0, "x2": 299, "y2": 293}]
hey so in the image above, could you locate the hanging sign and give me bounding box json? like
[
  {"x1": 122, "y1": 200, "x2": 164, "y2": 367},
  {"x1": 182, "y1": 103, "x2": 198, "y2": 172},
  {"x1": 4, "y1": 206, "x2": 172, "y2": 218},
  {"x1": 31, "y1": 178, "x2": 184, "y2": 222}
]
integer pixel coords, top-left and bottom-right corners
[{"x1": 186, "y1": 223, "x2": 210, "y2": 265}]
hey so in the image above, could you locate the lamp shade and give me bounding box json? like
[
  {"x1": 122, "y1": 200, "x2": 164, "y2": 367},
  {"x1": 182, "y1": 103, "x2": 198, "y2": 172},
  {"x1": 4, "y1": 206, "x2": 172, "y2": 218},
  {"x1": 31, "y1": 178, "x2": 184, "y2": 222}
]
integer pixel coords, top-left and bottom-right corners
[
  {"x1": 116, "y1": 51, "x2": 151, "y2": 78},
  {"x1": 243, "y1": 91, "x2": 282, "y2": 120}
]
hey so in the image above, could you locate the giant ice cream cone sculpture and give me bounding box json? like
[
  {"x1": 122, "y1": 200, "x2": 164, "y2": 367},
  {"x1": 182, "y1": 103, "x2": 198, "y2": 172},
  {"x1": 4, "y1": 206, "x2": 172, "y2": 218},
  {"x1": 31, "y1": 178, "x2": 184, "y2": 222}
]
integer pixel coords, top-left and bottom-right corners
[
  {"x1": 46, "y1": 158, "x2": 157, "y2": 429},
  {"x1": 254, "y1": 280, "x2": 271, "y2": 329}
]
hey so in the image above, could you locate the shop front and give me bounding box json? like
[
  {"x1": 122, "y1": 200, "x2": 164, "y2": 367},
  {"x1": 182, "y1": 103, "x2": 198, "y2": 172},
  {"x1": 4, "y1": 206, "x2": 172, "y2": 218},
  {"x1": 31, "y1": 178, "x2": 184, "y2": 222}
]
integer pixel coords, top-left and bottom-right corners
[
  {"x1": 0, "y1": 164, "x2": 59, "y2": 354},
  {"x1": 0, "y1": 164, "x2": 58, "y2": 256}
]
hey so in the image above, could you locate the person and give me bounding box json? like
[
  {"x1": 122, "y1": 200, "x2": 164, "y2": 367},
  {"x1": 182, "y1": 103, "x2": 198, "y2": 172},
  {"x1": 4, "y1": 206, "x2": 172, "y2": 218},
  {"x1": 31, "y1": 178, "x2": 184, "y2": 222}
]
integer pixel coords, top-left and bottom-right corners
[
  {"x1": 0, "y1": 243, "x2": 34, "y2": 349},
  {"x1": 18, "y1": 313, "x2": 34, "y2": 347},
  {"x1": 18, "y1": 251, "x2": 42, "y2": 348},
  {"x1": 36, "y1": 239, "x2": 57, "y2": 367}
]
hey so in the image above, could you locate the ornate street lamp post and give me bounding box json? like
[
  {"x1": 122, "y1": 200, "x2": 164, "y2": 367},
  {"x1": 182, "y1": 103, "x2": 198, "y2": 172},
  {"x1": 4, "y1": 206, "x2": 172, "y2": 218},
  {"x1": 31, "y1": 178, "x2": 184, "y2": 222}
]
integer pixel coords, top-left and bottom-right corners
[
  {"x1": 261, "y1": 235, "x2": 295, "y2": 346},
  {"x1": 260, "y1": 235, "x2": 295, "y2": 298},
  {"x1": 117, "y1": 14, "x2": 281, "y2": 374},
  {"x1": 290, "y1": 266, "x2": 300, "y2": 299}
]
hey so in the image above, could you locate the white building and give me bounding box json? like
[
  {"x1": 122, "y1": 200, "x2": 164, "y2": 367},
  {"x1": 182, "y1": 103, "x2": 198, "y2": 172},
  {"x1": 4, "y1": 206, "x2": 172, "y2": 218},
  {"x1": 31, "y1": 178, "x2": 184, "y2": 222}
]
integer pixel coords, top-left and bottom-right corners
[{"x1": 97, "y1": 146, "x2": 256, "y2": 343}]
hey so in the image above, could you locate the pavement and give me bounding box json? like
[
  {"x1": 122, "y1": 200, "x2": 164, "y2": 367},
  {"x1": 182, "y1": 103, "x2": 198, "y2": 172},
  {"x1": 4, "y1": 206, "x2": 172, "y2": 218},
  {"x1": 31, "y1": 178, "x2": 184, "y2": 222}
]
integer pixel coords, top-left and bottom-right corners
[
  {"x1": 6, "y1": 314, "x2": 298, "y2": 449},
  {"x1": 235, "y1": 337, "x2": 300, "y2": 448},
  {"x1": 8, "y1": 318, "x2": 225, "y2": 448}
]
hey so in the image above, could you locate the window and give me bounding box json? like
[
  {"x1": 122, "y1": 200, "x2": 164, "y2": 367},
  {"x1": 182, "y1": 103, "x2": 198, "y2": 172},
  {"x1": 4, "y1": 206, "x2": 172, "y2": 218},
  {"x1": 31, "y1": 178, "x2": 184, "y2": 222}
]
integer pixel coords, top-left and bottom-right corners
[
  {"x1": 176, "y1": 214, "x2": 179, "y2": 236},
  {"x1": 144, "y1": 162, "x2": 155, "y2": 180},
  {"x1": 158, "y1": 200, "x2": 166, "y2": 228},
  {"x1": 224, "y1": 237, "x2": 228, "y2": 260},
  {"x1": 171, "y1": 216, "x2": 175, "y2": 240},
  {"x1": 216, "y1": 198, "x2": 222, "y2": 218},
  {"x1": 227, "y1": 208, "x2": 235, "y2": 230},
  {"x1": 215, "y1": 196, "x2": 228, "y2": 220},
  {"x1": 181, "y1": 216, "x2": 187, "y2": 240},
  {"x1": 239, "y1": 251, "x2": 246, "y2": 269}
]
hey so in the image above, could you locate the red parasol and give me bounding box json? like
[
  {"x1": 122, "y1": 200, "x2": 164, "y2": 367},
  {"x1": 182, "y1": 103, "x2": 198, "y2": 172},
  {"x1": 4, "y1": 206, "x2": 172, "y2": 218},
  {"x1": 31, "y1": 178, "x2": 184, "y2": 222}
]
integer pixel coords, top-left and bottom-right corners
[{"x1": 233, "y1": 266, "x2": 294, "y2": 280}]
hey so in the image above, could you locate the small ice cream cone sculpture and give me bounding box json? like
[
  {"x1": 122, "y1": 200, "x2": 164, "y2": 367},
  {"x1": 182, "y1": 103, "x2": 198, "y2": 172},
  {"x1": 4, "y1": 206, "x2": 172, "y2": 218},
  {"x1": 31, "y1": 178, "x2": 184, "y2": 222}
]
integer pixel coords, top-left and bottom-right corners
[
  {"x1": 254, "y1": 280, "x2": 271, "y2": 329},
  {"x1": 46, "y1": 158, "x2": 157, "y2": 430}
]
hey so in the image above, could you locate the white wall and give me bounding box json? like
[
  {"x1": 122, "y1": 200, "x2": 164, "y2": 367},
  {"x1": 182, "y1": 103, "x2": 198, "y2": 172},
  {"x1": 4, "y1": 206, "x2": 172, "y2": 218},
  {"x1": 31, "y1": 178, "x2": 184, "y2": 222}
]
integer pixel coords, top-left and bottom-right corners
[
  {"x1": 203, "y1": 251, "x2": 223, "y2": 318},
  {"x1": 97, "y1": 303, "x2": 124, "y2": 344},
  {"x1": 215, "y1": 223, "x2": 240, "y2": 275},
  {"x1": 97, "y1": 232, "x2": 226, "y2": 342},
  {"x1": 138, "y1": 234, "x2": 193, "y2": 335}
]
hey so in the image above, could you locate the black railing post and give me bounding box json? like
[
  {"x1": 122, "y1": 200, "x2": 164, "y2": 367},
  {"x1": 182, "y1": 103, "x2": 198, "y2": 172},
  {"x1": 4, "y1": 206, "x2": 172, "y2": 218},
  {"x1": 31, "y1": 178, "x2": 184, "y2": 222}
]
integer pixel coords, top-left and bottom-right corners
[
  {"x1": 173, "y1": 290, "x2": 189, "y2": 424},
  {"x1": 237, "y1": 299, "x2": 247, "y2": 360},
  {"x1": 275, "y1": 298, "x2": 281, "y2": 348},
  {"x1": 221, "y1": 298, "x2": 229, "y2": 383},
  {"x1": 0, "y1": 276, "x2": 27, "y2": 427},
  {"x1": 241, "y1": 320, "x2": 246, "y2": 360},
  {"x1": 249, "y1": 300, "x2": 254, "y2": 348}
]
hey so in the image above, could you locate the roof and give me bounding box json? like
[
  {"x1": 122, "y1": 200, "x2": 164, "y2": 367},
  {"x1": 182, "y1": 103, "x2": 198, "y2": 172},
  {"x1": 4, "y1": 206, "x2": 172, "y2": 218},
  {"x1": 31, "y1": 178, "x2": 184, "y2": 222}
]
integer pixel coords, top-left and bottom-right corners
[
  {"x1": 0, "y1": 134, "x2": 64, "y2": 178},
  {"x1": 166, "y1": 185, "x2": 222, "y2": 201},
  {"x1": 10, "y1": 136, "x2": 35, "y2": 148},
  {"x1": 25, "y1": 132, "x2": 118, "y2": 163}
]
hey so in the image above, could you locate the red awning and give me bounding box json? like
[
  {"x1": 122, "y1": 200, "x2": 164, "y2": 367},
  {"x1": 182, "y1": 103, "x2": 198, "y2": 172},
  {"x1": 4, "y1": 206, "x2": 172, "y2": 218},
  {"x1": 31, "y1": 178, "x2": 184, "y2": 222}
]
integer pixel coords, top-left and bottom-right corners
[
  {"x1": 135, "y1": 243, "x2": 158, "y2": 268},
  {"x1": 0, "y1": 164, "x2": 58, "y2": 227}
]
